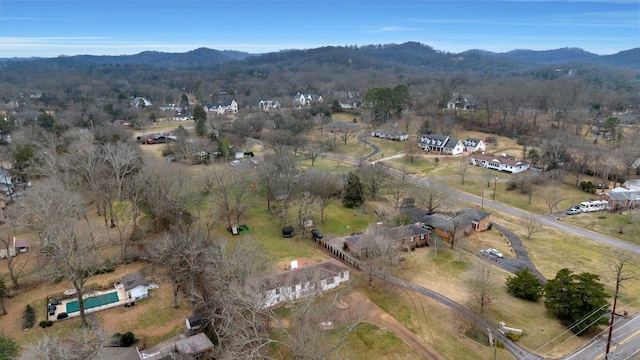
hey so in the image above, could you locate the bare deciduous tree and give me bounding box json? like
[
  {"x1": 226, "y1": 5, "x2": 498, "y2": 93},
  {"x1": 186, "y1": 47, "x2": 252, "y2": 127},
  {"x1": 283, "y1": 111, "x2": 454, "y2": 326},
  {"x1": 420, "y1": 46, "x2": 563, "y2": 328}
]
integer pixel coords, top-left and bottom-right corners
[
  {"x1": 358, "y1": 226, "x2": 402, "y2": 287},
  {"x1": 428, "y1": 230, "x2": 443, "y2": 259},
  {"x1": 525, "y1": 213, "x2": 543, "y2": 240},
  {"x1": 20, "y1": 328, "x2": 110, "y2": 360},
  {"x1": 358, "y1": 163, "x2": 388, "y2": 199},
  {"x1": 412, "y1": 181, "x2": 450, "y2": 215},
  {"x1": 468, "y1": 259, "x2": 497, "y2": 316},
  {"x1": 457, "y1": 155, "x2": 470, "y2": 184},
  {"x1": 102, "y1": 141, "x2": 143, "y2": 201}
]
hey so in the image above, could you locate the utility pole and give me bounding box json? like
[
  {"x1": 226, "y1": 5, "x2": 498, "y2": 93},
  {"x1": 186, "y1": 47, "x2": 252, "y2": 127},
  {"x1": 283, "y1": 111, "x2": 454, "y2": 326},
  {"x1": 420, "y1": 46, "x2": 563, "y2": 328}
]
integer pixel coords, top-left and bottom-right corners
[
  {"x1": 605, "y1": 256, "x2": 635, "y2": 359},
  {"x1": 492, "y1": 177, "x2": 498, "y2": 200}
]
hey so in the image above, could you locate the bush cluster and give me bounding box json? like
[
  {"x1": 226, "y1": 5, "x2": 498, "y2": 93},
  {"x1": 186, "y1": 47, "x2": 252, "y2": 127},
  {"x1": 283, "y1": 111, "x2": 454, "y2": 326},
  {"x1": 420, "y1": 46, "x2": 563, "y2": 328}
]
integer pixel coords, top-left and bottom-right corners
[
  {"x1": 38, "y1": 320, "x2": 53, "y2": 328},
  {"x1": 112, "y1": 331, "x2": 136, "y2": 347}
]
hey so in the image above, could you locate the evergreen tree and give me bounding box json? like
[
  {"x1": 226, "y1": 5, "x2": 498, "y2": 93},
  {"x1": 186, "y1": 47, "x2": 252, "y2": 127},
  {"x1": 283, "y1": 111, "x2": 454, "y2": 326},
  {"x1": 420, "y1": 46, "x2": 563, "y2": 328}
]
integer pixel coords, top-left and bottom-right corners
[
  {"x1": 193, "y1": 105, "x2": 207, "y2": 137},
  {"x1": 0, "y1": 332, "x2": 19, "y2": 360},
  {"x1": 544, "y1": 268, "x2": 609, "y2": 335},
  {"x1": 506, "y1": 268, "x2": 542, "y2": 301},
  {"x1": 343, "y1": 172, "x2": 364, "y2": 208}
]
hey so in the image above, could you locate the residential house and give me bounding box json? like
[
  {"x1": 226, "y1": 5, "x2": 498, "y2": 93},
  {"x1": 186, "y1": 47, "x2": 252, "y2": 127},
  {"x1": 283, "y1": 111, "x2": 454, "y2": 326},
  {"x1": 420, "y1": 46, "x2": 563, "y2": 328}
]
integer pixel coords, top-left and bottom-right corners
[
  {"x1": 0, "y1": 237, "x2": 30, "y2": 259},
  {"x1": 139, "y1": 333, "x2": 214, "y2": 360},
  {"x1": 173, "y1": 113, "x2": 193, "y2": 121},
  {"x1": 0, "y1": 168, "x2": 12, "y2": 188},
  {"x1": 262, "y1": 259, "x2": 349, "y2": 309},
  {"x1": 259, "y1": 100, "x2": 281, "y2": 111},
  {"x1": 100, "y1": 347, "x2": 141, "y2": 360},
  {"x1": 173, "y1": 333, "x2": 215, "y2": 358},
  {"x1": 204, "y1": 99, "x2": 238, "y2": 115},
  {"x1": 112, "y1": 120, "x2": 132, "y2": 129},
  {"x1": 446, "y1": 93, "x2": 477, "y2": 110},
  {"x1": 293, "y1": 92, "x2": 323, "y2": 107},
  {"x1": 419, "y1": 134, "x2": 465, "y2": 155},
  {"x1": 158, "y1": 103, "x2": 183, "y2": 112},
  {"x1": 623, "y1": 179, "x2": 640, "y2": 192},
  {"x1": 370, "y1": 129, "x2": 409, "y2": 141},
  {"x1": 130, "y1": 97, "x2": 152, "y2": 107},
  {"x1": 470, "y1": 153, "x2": 530, "y2": 174},
  {"x1": 463, "y1": 138, "x2": 485, "y2": 153},
  {"x1": 122, "y1": 272, "x2": 149, "y2": 300},
  {"x1": 601, "y1": 187, "x2": 640, "y2": 210},
  {"x1": 340, "y1": 100, "x2": 362, "y2": 109},
  {"x1": 421, "y1": 207, "x2": 491, "y2": 242},
  {"x1": 343, "y1": 224, "x2": 430, "y2": 257}
]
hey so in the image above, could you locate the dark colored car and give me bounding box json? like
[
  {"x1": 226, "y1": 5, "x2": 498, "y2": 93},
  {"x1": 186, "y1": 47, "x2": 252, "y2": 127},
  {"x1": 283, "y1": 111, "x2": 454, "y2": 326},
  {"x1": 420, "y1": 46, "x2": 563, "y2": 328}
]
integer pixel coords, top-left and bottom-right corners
[
  {"x1": 56, "y1": 312, "x2": 69, "y2": 320},
  {"x1": 282, "y1": 226, "x2": 295, "y2": 238},
  {"x1": 311, "y1": 229, "x2": 323, "y2": 239},
  {"x1": 50, "y1": 299, "x2": 61, "y2": 306}
]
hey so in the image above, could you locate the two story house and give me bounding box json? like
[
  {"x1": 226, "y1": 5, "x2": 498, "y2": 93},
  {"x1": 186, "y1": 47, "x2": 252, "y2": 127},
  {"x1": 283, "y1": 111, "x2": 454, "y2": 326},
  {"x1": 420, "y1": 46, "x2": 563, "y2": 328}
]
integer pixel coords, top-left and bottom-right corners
[
  {"x1": 293, "y1": 93, "x2": 323, "y2": 107},
  {"x1": 419, "y1": 134, "x2": 465, "y2": 155},
  {"x1": 463, "y1": 138, "x2": 486, "y2": 153},
  {"x1": 446, "y1": 93, "x2": 477, "y2": 110},
  {"x1": 259, "y1": 100, "x2": 281, "y2": 111},
  {"x1": 204, "y1": 99, "x2": 238, "y2": 115}
]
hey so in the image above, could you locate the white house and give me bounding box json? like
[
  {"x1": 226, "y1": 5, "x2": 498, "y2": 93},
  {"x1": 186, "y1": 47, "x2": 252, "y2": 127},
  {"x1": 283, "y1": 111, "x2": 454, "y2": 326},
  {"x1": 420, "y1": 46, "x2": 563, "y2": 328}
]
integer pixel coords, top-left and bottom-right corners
[
  {"x1": 623, "y1": 179, "x2": 640, "y2": 192},
  {"x1": 259, "y1": 100, "x2": 281, "y2": 111},
  {"x1": 370, "y1": 129, "x2": 409, "y2": 141},
  {"x1": 293, "y1": 93, "x2": 323, "y2": 107},
  {"x1": 471, "y1": 153, "x2": 530, "y2": 174},
  {"x1": 122, "y1": 272, "x2": 149, "y2": 300},
  {"x1": 261, "y1": 259, "x2": 349, "y2": 309},
  {"x1": 463, "y1": 138, "x2": 485, "y2": 153},
  {"x1": 130, "y1": 97, "x2": 152, "y2": 107},
  {"x1": 204, "y1": 100, "x2": 238, "y2": 115},
  {"x1": 419, "y1": 134, "x2": 465, "y2": 155}
]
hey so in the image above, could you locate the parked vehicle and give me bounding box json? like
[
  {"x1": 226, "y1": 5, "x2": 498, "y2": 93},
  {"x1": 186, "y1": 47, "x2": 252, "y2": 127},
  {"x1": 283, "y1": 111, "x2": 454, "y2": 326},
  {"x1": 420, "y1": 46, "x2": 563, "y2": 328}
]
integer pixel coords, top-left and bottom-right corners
[
  {"x1": 481, "y1": 248, "x2": 503, "y2": 258},
  {"x1": 579, "y1": 200, "x2": 610, "y2": 212},
  {"x1": 566, "y1": 208, "x2": 581, "y2": 215},
  {"x1": 311, "y1": 229, "x2": 323, "y2": 239},
  {"x1": 56, "y1": 312, "x2": 68, "y2": 320}
]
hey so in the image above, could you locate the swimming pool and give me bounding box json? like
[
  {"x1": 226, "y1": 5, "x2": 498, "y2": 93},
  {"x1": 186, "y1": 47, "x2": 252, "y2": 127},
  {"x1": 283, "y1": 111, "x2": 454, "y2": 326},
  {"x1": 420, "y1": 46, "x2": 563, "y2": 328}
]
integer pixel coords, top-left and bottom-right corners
[{"x1": 66, "y1": 291, "x2": 120, "y2": 313}]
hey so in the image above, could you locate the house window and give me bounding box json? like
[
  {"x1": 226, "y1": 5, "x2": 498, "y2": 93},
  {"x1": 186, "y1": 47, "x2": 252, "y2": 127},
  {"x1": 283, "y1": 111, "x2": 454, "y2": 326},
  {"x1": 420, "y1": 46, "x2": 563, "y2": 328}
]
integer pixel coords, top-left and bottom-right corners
[
  {"x1": 420, "y1": 234, "x2": 425, "y2": 240},
  {"x1": 291, "y1": 285, "x2": 296, "y2": 292},
  {"x1": 410, "y1": 237, "x2": 415, "y2": 243},
  {"x1": 275, "y1": 288, "x2": 280, "y2": 295},
  {"x1": 340, "y1": 272, "x2": 344, "y2": 279},
  {"x1": 301, "y1": 283, "x2": 307, "y2": 289},
  {"x1": 326, "y1": 277, "x2": 334, "y2": 284}
]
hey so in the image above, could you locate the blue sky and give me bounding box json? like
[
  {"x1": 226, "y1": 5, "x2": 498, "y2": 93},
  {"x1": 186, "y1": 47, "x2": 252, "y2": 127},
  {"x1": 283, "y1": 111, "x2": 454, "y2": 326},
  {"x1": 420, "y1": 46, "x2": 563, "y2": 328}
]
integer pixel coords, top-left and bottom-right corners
[{"x1": 0, "y1": 1, "x2": 638, "y2": 58}]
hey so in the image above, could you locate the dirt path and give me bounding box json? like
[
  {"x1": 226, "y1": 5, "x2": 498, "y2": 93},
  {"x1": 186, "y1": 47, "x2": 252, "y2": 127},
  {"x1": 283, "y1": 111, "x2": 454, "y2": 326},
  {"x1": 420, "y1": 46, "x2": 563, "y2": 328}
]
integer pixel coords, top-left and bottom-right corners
[{"x1": 344, "y1": 291, "x2": 446, "y2": 360}]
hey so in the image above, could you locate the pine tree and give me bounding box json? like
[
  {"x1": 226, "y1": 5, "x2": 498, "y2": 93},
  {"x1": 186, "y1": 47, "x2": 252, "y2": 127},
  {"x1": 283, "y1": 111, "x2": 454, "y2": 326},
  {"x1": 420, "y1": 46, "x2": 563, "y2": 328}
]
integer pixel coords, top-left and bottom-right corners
[{"x1": 343, "y1": 172, "x2": 364, "y2": 208}]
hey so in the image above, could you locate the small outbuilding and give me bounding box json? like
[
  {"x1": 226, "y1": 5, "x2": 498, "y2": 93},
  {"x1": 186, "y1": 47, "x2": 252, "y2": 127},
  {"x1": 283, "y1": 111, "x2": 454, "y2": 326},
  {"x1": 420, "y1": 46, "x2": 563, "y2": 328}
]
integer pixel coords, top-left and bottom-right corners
[{"x1": 122, "y1": 272, "x2": 149, "y2": 300}]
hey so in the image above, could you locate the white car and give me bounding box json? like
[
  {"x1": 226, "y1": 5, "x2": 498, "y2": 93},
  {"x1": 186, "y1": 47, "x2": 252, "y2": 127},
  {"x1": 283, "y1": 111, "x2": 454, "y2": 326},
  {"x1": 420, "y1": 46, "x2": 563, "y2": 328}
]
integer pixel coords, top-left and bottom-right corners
[
  {"x1": 566, "y1": 208, "x2": 581, "y2": 215},
  {"x1": 229, "y1": 160, "x2": 240, "y2": 166},
  {"x1": 482, "y1": 248, "x2": 503, "y2": 258}
]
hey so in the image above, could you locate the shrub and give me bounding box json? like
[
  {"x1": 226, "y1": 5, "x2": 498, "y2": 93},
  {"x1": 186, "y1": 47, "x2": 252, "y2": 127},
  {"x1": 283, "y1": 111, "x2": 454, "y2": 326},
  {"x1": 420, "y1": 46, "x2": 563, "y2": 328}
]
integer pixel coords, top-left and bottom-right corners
[
  {"x1": 505, "y1": 332, "x2": 521, "y2": 341},
  {"x1": 23, "y1": 304, "x2": 36, "y2": 329},
  {"x1": 47, "y1": 320, "x2": 53, "y2": 327},
  {"x1": 496, "y1": 340, "x2": 505, "y2": 349},
  {"x1": 39, "y1": 320, "x2": 48, "y2": 328},
  {"x1": 112, "y1": 332, "x2": 136, "y2": 347}
]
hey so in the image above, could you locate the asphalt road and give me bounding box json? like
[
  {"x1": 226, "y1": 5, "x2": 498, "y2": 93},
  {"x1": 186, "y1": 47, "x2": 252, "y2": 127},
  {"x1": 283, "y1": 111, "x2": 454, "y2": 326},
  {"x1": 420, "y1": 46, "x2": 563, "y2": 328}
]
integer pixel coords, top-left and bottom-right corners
[{"x1": 333, "y1": 143, "x2": 640, "y2": 359}]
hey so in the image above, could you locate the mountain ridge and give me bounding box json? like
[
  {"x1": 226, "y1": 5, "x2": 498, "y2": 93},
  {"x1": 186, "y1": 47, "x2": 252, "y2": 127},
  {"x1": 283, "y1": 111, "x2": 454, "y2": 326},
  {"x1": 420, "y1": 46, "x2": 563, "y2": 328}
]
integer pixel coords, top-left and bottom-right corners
[{"x1": 1, "y1": 42, "x2": 638, "y2": 71}]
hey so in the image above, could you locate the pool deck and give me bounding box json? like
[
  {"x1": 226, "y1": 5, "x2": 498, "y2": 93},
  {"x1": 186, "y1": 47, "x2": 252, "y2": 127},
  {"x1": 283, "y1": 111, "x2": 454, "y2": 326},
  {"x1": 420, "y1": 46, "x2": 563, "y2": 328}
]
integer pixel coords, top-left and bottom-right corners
[{"x1": 48, "y1": 283, "x2": 131, "y2": 321}]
